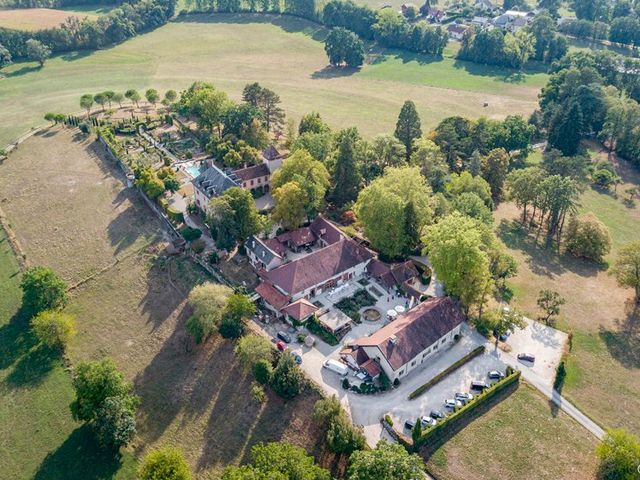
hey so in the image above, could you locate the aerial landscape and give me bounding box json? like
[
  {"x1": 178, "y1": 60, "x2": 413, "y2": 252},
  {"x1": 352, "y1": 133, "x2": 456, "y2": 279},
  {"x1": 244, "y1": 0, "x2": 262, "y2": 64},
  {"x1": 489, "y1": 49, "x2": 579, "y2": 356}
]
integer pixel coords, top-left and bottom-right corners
[{"x1": 1, "y1": 0, "x2": 639, "y2": 479}]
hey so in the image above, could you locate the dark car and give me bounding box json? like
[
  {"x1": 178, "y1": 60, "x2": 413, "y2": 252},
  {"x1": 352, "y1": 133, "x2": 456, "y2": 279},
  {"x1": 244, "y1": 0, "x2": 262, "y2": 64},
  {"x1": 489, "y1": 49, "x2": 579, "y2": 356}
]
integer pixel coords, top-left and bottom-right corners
[
  {"x1": 488, "y1": 370, "x2": 505, "y2": 380},
  {"x1": 517, "y1": 353, "x2": 536, "y2": 363},
  {"x1": 471, "y1": 381, "x2": 489, "y2": 391},
  {"x1": 277, "y1": 331, "x2": 292, "y2": 343},
  {"x1": 404, "y1": 419, "x2": 416, "y2": 431},
  {"x1": 292, "y1": 352, "x2": 302, "y2": 364},
  {"x1": 430, "y1": 410, "x2": 445, "y2": 419}
]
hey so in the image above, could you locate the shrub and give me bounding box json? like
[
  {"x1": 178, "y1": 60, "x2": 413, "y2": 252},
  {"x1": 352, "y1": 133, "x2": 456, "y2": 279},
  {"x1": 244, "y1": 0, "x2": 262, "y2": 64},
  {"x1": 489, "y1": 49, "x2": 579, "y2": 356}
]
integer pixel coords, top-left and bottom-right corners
[
  {"x1": 79, "y1": 122, "x2": 91, "y2": 134},
  {"x1": 554, "y1": 361, "x2": 566, "y2": 392},
  {"x1": 342, "y1": 378, "x2": 350, "y2": 389},
  {"x1": 218, "y1": 315, "x2": 245, "y2": 338},
  {"x1": 139, "y1": 447, "x2": 192, "y2": 480},
  {"x1": 297, "y1": 333, "x2": 307, "y2": 343},
  {"x1": 384, "y1": 414, "x2": 393, "y2": 427},
  {"x1": 31, "y1": 310, "x2": 77, "y2": 349},
  {"x1": 181, "y1": 226, "x2": 202, "y2": 242},
  {"x1": 94, "y1": 396, "x2": 137, "y2": 449},
  {"x1": 208, "y1": 251, "x2": 219, "y2": 264},
  {"x1": 167, "y1": 207, "x2": 184, "y2": 223},
  {"x1": 250, "y1": 382, "x2": 266, "y2": 403},
  {"x1": 186, "y1": 283, "x2": 232, "y2": 343},
  {"x1": 253, "y1": 359, "x2": 273, "y2": 385},
  {"x1": 191, "y1": 238, "x2": 205, "y2": 254},
  {"x1": 564, "y1": 213, "x2": 612, "y2": 262},
  {"x1": 326, "y1": 414, "x2": 366, "y2": 454},
  {"x1": 235, "y1": 335, "x2": 273, "y2": 369}
]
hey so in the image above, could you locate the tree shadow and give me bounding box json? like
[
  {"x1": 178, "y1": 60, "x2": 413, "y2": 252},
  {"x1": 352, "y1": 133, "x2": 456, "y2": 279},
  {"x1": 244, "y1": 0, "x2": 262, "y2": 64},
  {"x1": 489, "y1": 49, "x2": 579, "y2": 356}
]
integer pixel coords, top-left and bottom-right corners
[
  {"x1": 5, "y1": 343, "x2": 59, "y2": 388},
  {"x1": 60, "y1": 50, "x2": 93, "y2": 62},
  {"x1": 6, "y1": 65, "x2": 40, "y2": 77},
  {"x1": 0, "y1": 308, "x2": 33, "y2": 371},
  {"x1": 599, "y1": 300, "x2": 640, "y2": 369},
  {"x1": 452, "y1": 58, "x2": 546, "y2": 83},
  {"x1": 33, "y1": 425, "x2": 128, "y2": 480},
  {"x1": 370, "y1": 48, "x2": 444, "y2": 67},
  {"x1": 311, "y1": 65, "x2": 360, "y2": 79}
]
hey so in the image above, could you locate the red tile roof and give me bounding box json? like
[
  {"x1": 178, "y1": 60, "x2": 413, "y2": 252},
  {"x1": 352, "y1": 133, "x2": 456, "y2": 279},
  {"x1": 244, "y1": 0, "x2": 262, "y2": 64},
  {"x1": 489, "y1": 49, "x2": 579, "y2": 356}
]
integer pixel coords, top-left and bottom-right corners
[
  {"x1": 355, "y1": 297, "x2": 464, "y2": 370},
  {"x1": 263, "y1": 238, "x2": 286, "y2": 257},
  {"x1": 233, "y1": 163, "x2": 270, "y2": 182},
  {"x1": 264, "y1": 239, "x2": 374, "y2": 296},
  {"x1": 309, "y1": 216, "x2": 345, "y2": 245},
  {"x1": 361, "y1": 358, "x2": 382, "y2": 378},
  {"x1": 282, "y1": 298, "x2": 318, "y2": 321},
  {"x1": 255, "y1": 282, "x2": 290, "y2": 311},
  {"x1": 277, "y1": 227, "x2": 315, "y2": 248}
]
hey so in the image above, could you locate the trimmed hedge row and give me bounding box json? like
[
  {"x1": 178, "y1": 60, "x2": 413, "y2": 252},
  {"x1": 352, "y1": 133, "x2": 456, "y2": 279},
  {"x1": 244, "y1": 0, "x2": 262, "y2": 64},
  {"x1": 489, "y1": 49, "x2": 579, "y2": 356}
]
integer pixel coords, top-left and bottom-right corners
[
  {"x1": 414, "y1": 368, "x2": 521, "y2": 448},
  {"x1": 408, "y1": 345, "x2": 485, "y2": 400}
]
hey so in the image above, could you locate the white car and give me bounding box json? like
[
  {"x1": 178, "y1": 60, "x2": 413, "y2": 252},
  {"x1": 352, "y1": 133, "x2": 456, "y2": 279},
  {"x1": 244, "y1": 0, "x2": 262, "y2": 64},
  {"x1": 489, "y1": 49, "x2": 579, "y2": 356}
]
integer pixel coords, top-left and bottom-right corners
[
  {"x1": 454, "y1": 392, "x2": 474, "y2": 403},
  {"x1": 444, "y1": 399, "x2": 462, "y2": 409},
  {"x1": 420, "y1": 415, "x2": 437, "y2": 427}
]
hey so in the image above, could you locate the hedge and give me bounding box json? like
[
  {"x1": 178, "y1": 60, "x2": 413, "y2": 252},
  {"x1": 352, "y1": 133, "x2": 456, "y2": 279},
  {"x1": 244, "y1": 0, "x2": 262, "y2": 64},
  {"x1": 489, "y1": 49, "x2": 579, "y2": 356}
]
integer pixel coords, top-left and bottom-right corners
[
  {"x1": 408, "y1": 345, "x2": 485, "y2": 400},
  {"x1": 414, "y1": 369, "x2": 521, "y2": 448},
  {"x1": 167, "y1": 207, "x2": 184, "y2": 223}
]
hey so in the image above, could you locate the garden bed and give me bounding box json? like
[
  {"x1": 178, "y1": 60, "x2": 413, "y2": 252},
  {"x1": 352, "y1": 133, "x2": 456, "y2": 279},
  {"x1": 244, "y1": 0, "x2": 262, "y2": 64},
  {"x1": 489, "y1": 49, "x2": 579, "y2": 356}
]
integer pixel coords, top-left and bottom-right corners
[{"x1": 334, "y1": 289, "x2": 376, "y2": 323}]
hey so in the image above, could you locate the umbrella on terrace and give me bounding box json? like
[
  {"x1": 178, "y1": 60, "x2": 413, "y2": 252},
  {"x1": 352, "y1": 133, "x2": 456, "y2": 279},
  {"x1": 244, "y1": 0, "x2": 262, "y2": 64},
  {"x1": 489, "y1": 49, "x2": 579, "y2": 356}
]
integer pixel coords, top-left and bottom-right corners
[
  {"x1": 387, "y1": 309, "x2": 398, "y2": 319},
  {"x1": 395, "y1": 305, "x2": 406, "y2": 314}
]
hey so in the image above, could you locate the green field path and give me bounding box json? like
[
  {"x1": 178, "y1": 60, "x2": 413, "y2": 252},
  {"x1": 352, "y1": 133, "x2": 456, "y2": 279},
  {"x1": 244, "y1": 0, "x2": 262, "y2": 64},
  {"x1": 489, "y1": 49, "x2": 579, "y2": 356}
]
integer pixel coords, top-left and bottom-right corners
[{"x1": 1, "y1": 13, "x2": 546, "y2": 146}]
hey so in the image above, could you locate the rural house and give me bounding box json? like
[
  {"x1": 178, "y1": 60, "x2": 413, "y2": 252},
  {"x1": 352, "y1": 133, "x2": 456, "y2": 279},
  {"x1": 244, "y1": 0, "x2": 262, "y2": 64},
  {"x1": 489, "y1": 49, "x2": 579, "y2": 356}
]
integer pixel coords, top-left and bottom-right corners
[{"x1": 346, "y1": 297, "x2": 464, "y2": 382}]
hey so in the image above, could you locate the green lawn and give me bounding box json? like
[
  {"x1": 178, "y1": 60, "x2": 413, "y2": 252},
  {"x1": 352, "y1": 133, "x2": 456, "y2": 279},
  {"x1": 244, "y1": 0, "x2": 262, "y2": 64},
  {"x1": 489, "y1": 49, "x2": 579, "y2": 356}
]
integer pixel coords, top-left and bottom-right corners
[
  {"x1": 424, "y1": 383, "x2": 598, "y2": 480},
  {"x1": 0, "y1": 226, "x2": 136, "y2": 479},
  {"x1": 0, "y1": 13, "x2": 544, "y2": 146}
]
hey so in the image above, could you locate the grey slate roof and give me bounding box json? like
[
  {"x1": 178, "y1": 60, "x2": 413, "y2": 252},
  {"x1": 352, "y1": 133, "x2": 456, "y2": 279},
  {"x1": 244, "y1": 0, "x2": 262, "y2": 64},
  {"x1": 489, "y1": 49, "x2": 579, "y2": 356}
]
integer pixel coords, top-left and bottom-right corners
[
  {"x1": 192, "y1": 165, "x2": 238, "y2": 198},
  {"x1": 246, "y1": 235, "x2": 282, "y2": 265}
]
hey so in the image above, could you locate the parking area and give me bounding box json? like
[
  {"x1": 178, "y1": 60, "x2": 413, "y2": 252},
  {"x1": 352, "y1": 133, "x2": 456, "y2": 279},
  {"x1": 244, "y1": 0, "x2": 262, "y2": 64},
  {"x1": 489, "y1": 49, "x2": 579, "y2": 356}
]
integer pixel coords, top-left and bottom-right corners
[{"x1": 253, "y1": 314, "x2": 567, "y2": 446}]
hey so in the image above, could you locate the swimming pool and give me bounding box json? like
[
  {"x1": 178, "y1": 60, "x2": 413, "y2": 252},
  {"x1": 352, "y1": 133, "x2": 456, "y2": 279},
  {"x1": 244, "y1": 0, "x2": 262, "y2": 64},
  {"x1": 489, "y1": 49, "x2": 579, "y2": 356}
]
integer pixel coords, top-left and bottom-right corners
[{"x1": 184, "y1": 163, "x2": 205, "y2": 178}]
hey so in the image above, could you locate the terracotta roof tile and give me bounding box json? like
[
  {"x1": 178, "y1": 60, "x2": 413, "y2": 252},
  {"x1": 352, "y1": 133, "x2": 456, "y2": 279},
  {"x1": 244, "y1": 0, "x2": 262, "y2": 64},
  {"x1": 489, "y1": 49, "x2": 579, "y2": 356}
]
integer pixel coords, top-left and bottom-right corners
[
  {"x1": 282, "y1": 298, "x2": 318, "y2": 321},
  {"x1": 255, "y1": 282, "x2": 290, "y2": 311},
  {"x1": 233, "y1": 163, "x2": 270, "y2": 182}
]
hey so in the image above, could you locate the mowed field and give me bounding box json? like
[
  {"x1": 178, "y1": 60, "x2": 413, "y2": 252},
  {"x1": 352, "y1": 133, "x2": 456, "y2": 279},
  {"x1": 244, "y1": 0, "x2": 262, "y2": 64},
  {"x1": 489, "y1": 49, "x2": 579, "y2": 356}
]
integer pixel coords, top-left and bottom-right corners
[
  {"x1": 0, "y1": 7, "x2": 98, "y2": 30},
  {"x1": 424, "y1": 383, "x2": 598, "y2": 480},
  {"x1": 495, "y1": 145, "x2": 640, "y2": 435},
  {"x1": 0, "y1": 13, "x2": 546, "y2": 146},
  {"x1": 0, "y1": 128, "x2": 332, "y2": 479}
]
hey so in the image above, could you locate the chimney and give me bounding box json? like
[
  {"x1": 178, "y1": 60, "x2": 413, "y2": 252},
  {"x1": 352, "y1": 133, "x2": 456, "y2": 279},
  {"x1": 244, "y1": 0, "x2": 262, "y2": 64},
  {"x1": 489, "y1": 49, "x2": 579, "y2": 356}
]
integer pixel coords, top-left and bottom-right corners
[{"x1": 389, "y1": 335, "x2": 397, "y2": 345}]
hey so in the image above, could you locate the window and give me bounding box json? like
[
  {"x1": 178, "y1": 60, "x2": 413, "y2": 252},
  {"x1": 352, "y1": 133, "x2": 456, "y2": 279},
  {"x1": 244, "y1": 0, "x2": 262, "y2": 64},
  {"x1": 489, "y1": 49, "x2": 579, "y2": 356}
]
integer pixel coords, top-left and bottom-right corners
[
  {"x1": 399, "y1": 369, "x2": 405, "y2": 376},
  {"x1": 411, "y1": 360, "x2": 416, "y2": 367},
  {"x1": 422, "y1": 348, "x2": 431, "y2": 358},
  {"x1": 441, "y1": 337, "x2": 446, "y2": 344},
  {"x1": 434, "y1": 344, "x2": 438, "y2": 350},
  {"x1": 250, "y1": 180, "x2": 254, "y2": 186},
  {"x1": 257, "y1": 177, "x2": 262, "y2": 184}
]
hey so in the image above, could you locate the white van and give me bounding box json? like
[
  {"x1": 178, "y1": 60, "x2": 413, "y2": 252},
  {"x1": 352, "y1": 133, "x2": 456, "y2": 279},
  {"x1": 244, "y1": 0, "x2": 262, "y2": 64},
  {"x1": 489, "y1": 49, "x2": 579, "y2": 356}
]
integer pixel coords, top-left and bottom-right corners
[{"x1": 323, "y1": 359, "x2": 349, "y2": 377}]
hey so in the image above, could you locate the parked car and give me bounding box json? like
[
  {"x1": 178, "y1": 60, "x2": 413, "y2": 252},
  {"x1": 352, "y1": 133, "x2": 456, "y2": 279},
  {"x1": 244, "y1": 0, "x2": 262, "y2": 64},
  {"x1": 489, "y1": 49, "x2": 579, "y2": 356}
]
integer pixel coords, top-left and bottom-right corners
[
  {"x1": 420, "y1": 415, "x2": 437, "y2": 427},
  {"x1": 454, "y1": 392, "x2": 474, "y2": 403},
  {"x1": 471, "y1": 381, "x2": 489, "y2": 390},
  {"x1": 517, "y1": 353, "x2": 536, "y2": 363},
  {"x1": 488, "y1": 370, "x2": 505, "y2": 380},
  {"x1": 276, "y1": 341, "x2": 287, "y2": 351},
  {"x1": 292, "y1": 352, "x2": 302, "y2": 364},
  {"x1": 444, "y1": 399, "x2": 462, "y2": 409},
  {"x1": 277, "y1": 331, "x2": 292, "y2": 343},
  {"x1": 404, "y1": 419, "x2": 416, "y2": 431},
  {"x1": 323, "y1": 359, "x2": 349, "y2": 376},
  {"x1": 430, "y1": 410, "x2": 445, "y2": 419}
]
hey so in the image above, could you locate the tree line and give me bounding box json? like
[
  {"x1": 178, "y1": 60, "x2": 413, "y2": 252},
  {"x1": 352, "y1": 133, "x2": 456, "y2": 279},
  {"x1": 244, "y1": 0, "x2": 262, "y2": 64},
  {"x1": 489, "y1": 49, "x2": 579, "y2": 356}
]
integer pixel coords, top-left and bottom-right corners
[{"x1": 0, "y1": 0, "x2": 175, "y2": 60}]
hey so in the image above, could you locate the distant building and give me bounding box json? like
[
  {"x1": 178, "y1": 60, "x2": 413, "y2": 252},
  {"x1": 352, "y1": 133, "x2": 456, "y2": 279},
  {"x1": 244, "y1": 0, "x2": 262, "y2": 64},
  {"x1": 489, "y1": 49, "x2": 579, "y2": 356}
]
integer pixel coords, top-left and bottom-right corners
[
  {"x1": 192, "y1": 164, "x2": 237, "y2": 211},
  {"x1": 475, "y1": 0, "x2": 498, "y2": 12},
  {"x1": 493, "y1": 10, "x2": 535, "y2": 31},
  {"x1": 233, "y1": 163, "x2": 270, "y2": 193},
  {"x1": 447, "y1": 23, "x2": 469, "y2": 40},
  {"x1": 427, "y1": 7, "x2": 447, "y2": 23}
]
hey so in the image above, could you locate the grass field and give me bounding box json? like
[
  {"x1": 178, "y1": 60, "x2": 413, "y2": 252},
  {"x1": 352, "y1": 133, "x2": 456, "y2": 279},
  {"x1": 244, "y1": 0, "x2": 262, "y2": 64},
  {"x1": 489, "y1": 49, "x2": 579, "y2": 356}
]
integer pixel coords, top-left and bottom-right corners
[
  {"x1": 0, "y1": 7, "x2": 98, "y2": 30},
  {"x1": 424, "y1": 383, "x2": 598, "y2": 480},
  {"x1": 0, "y1": 129, "x2": 332, "y2": 479},
  {"x1": 0, "y1": 13, "x2": 545, "y2": 146},
  {"x1": 495, "y1": 145, "x2": 640, "y2": 435}
]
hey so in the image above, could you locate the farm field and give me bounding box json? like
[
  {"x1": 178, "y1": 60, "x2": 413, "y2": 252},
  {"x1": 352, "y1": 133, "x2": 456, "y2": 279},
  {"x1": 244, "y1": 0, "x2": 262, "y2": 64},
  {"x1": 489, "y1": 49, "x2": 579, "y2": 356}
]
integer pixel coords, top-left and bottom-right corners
[
  {"x1": 0, "y1": 128, "x2": 332, "y2": 478},
  {"x1": 424, "y1": 383, "x2": 599, "y2": 480},
  {"x1": 0, "y1": 7, "x2": 98, "y2": 30},
  {"x1": 0, "y1": 13, "x2": 545, "y2": 146},
  {"x1": 495, "y1": 146, "x2": 640, "y2": 435}
]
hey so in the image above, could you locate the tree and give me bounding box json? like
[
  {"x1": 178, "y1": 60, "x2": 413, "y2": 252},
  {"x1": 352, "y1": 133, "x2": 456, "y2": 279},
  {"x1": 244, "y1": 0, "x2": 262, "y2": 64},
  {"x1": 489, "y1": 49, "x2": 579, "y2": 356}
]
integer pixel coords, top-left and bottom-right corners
[
  {"x1": 355, "y1": 166, "x2": 433, "y2": 259},
  {"x1": 31, "y1": 310, "x2": 76, "y2": 349},
  {"x1": 536, "y1": 289, "x2": 565, "y2": 325},
  {"x1": 94, "y1": 92, "x2": 108, "y2": 112},
  {"x1": 326, "y1": 414, "x2": 366, "y2": 455},
  {"x1": 394, "y1": 100, "x2": 422, "y2": 161},
  {"x1": 298, "y1": 112, "x2": 329, "y2": 135},
  {"x1": 272, "y1": 181, "x2": 308, "y2": 230},
  {"x1": 271, "y1": 351, "x2": 303, "y2": 399},
  {"x1": 80, "y1": 94, "x2": 94, "y2": 116},
  {"x1": 185, "y1": 283, "x2": 233, "y2": 343},
  {"x1": 125, "y1": 89, "x2": 141, "y2": 108},
  {"x1": 271, "y1": 149, "x2": 330, "y2": 220},
  {"x1": 222, "y1": 442, "x2": 330, "y2": 479},
  {"x1": 564, "y1": 213, "x2": 611, "y2": 262},
  {"x1": 112, "y1": 92, "x2": 124, "y2": 108},
  {"x1": 596, "y1": 429, "x2": 640, "y2": 480},
  {"x1": 481, "y1": 148, "x2": 510, "y2": 201},
  {"x1": 410, "y1": 138, "x2": 449, "y2": 192},
  {"x1": 145, "y1": 88, "x2": 160, "y2": 106},
  {"x1": 506, "y1": 167, "x2": 543, "y2": 223},
  {"x1": 452, "y1": 192, "x2": 493, "y2": 224},
  {"x1": 235, "y1": 335, "x2": 273, "y2": 369},
  {"x1": 94, "y1": 395, "x2": 137, "y2": 449},
  {"x1": 25, "y1": 39, "x2": 51, "y2": 67},
  {"x1": 610, "y1": 241, "x2": 640, "y2": 303},
  {"x1": 242, "y1": 83, "x2": 285, "y2": 133},
  {"x1": 253, "y1": 359, "x2": 273, "y2": 385},
  {"x1": 219, "y1": 293, "x2": 256, "y2": 338},
  {"x1": 362, "y1": 134, "x2": 406, "y2": 182},
  {"x1": 324, "y1": 27, "x2": 365, "y2": 68},
  {"x1": 103, "y1": 91, "x2": 115, "y2": 108},
  {"x1": 70, "y1": 358, "x2": 136, "y2": 423},
  {"x1": 20, "y1": 266, "x2": 67, "y2": 316},
  {"x1": 347, "y1": 440, "x2": 425, "y2": 480},
  {"x1": 446, "y1": 171, "x2": 493, "y2": 208},
  {"x1": 164, "y1": 89, "x2": 178, "y2": 104},
  {"x1": 548, "y1": 100, "x2": 584, "y2": 156},
  {"x1": 312, "y1": 395, "x2": 342, "y2": 426},
  {"x1": 480, "y1": 307, "x2": 525, "y2": 347},
  {"x1": 208, "y1": 187, "x2": 263, "y2": 250},
  {"x1": 403, "y1": 200, "x2": 421, "y2": 253},
  {"x1": 423, "y1": 212, "x2": 493, "y2": 314},
  {"x1": 139, "y1": 447, "x2": 193, "y2": 480},
  {"x1": 330, "y1": 127, "x2": 362, "y2": 207},
  {"x1": 411, "y1": 419, "x2": 422, "y2": 445},
  {"x1": 538, "y1": 0, "x2": 561, "y2": 17},
  {"x1": 0, "y1": 43, "x2": 12, "y2": 70}
]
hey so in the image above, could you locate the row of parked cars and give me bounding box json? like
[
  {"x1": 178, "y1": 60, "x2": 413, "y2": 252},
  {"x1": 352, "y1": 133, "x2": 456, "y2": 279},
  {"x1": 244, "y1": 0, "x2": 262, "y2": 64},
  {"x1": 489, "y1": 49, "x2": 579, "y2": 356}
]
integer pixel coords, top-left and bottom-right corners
[
  {"x1": 404, "y1": 370, "x2": 506, "y2": 432},
  {"x1": 275, "y1": 331, "x2": 302, "y2": 364}
]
